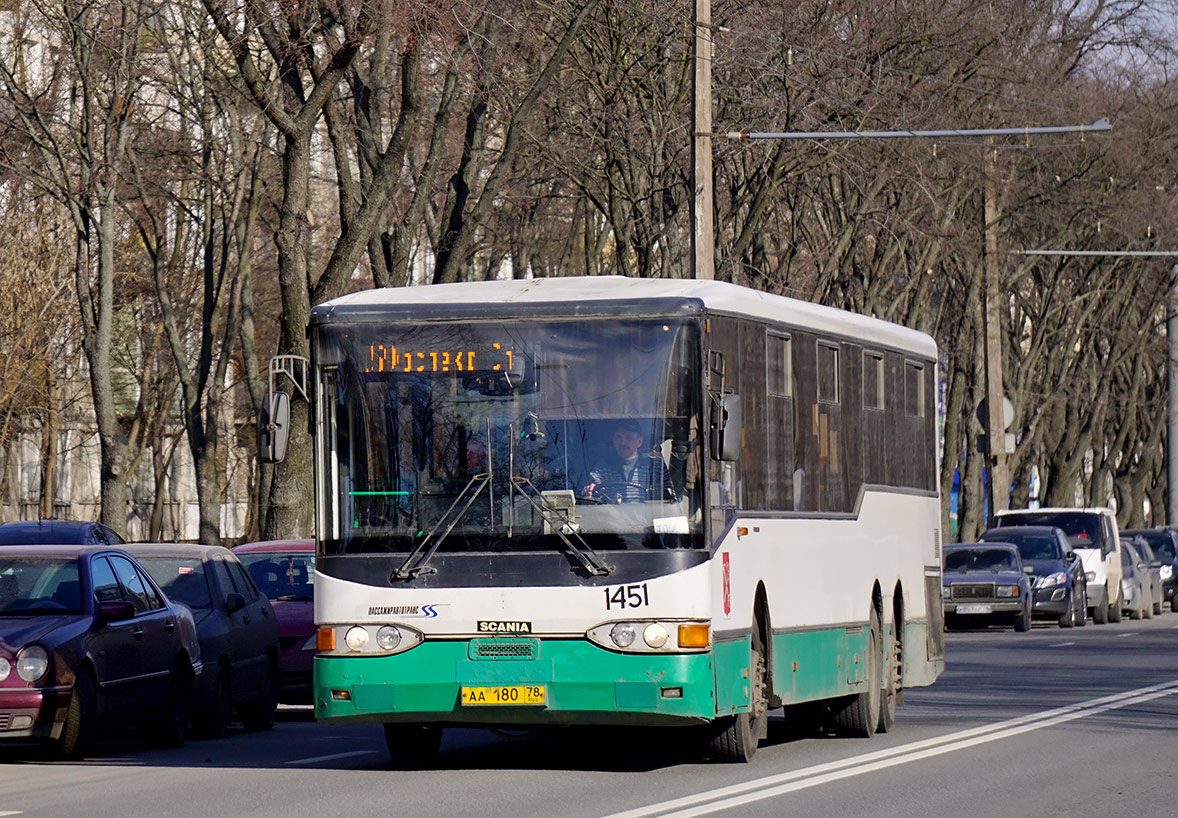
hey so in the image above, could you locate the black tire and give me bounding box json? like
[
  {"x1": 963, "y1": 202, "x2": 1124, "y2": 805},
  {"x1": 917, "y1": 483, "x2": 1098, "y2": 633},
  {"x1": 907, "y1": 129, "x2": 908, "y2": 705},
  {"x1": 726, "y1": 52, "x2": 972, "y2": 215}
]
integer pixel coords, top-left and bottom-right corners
[
  {"x1": 152, "y1": 661, "x2": 192, "y2": 747},
  {"x1": 1014, "y1": 599, "x2": 1031, "y2": 632},
  {"x1": 1172, "y1": 596, "x2": 1178, "y2": 614},
  {"x1": 196, "y1": 664, "x2": 233, "y2": 738},
  {"x1": 1075, "y1": 589, "x2": 1088, "y2": 627},
  {"x1": 1092, "y1": 592, "x2": 1108, "y2": 624},
  {"x1": 1108, "y1": 589, "x2": 1123, "y2": 622},
  {"x1": 831, "y1": 609, "x2": 881, "y2": 738},
  {"x1": 54, "y1": 669, "x2": 95, "y2": 760},
  {"x1": 240, "y1": 660, "x2": 277, "y2": 731},
  {"x1": 1058, "y1": 593, "x2": 1075, "y2": 628},
  {"x1": 384, "y1": 723, "x2": 444, "y2": 769},
  {"x1": 877, "y1": 618, "x2": 900, "y2": 733},
  {"x1": 708, "y1": 623, "x2": 769, "y2": 762},
  {"x1": 1153, "y1": 599, "x2": 1162, "y2": 616}
]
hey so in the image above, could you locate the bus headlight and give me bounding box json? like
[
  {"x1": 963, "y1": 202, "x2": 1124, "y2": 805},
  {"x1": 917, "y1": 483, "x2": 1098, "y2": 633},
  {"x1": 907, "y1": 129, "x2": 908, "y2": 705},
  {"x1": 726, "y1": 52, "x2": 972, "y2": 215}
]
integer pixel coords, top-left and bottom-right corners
[
  {"x1": 587, "y1": 620, "x2": 710, "y2": 653},
  {"x1": 318, "y1": 623, "x2": 423, "y2": 656}
]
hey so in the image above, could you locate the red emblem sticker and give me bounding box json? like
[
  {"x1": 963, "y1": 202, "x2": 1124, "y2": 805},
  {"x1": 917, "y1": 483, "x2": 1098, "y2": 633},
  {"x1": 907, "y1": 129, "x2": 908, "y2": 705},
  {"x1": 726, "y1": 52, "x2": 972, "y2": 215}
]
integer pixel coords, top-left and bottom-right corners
[{"x1": 722, "y1": 552, "x2": 731, "y2": 616}]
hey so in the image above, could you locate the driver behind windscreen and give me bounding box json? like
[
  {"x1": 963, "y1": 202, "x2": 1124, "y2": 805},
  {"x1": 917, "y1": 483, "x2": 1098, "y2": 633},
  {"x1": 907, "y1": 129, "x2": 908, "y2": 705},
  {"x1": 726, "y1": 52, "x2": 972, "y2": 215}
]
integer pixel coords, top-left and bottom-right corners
[{"x1": 581, "y1": 419, "x2": 676, "y2": 503}]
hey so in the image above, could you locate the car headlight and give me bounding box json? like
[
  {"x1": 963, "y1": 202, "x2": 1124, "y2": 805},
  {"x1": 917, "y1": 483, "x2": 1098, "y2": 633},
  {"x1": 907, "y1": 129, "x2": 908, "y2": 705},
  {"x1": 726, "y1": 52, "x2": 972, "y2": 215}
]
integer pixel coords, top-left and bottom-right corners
[
  {"x1": 16, "y1": 646, "x2": 49, "y2": 682},
  {"x1": 942, "y1": 584, "x2": 951, "y2": 599},
  {"x1": 996, "y1": 585, "x2": 1019, "y2": 598},
  {"x1": 1035, "y1": 572, "x2": 1068, "y2": 590},
  {"x1": 317, "y1": 623, "x2": 423, "y2": 656},
  {"x1": 1162, "y1": 565, "x2": 1174, "y2": 581},
  {"x1": 1086, "y1": 571, "x2": 1096, "y2": 582},
  {"x1": 0, "y1": 657, "x2": 10, "y2": 682},
  {"x1": 587, "y1": 620, "x2": 710, "y2": 653}
]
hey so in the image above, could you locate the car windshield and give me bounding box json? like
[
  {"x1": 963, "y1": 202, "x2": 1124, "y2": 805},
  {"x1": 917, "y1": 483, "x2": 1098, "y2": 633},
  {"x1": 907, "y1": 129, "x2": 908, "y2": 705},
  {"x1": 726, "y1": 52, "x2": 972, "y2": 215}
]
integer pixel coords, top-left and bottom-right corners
[
  {"x1": 314, "y1": 318, "x2": 704, "y2": 556},
  {"x1": 237, "y1": 552, "x2": 315, "y2": 601},
  {"x1": 1124, "y1": 531, "x2": 1176, "y2": 560},
  {"x1": 134, "y1": 556, "x2": 212, "y2": 609},
  {"x1": 944, "y1": 548, "x2": 1018, "y2": 573},
  {"x1": 998, "y1": 512, "x2": 1100, "y2": 546},
  {"x1": 0, "y1": 557, "x2": 83, "y2": 615},
  {"x1": 983, "y1": 532, "x2": 1060, "y2": 561}
]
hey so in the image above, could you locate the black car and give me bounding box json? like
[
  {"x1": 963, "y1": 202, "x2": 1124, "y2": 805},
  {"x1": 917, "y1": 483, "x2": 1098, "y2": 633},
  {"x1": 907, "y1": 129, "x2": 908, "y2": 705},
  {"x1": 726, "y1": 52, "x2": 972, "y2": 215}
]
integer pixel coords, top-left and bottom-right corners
[
  {"x1": 124, "y1": 544, "x2": 279, "y2": 737},
  {"x1": 0, "y1": 545, "x2": 201, "y2": 758},
  {"x1": 979, "y1": 526, "x2": 1088, "y2": 627},
  {"x1": 942, "y1": 544, "x2": 1034, "y2": 631},
  {"x1": 1121, "y1": 528, "x2": 1178, "y2": 612},
  {"x1": 0, "y1": 520, "x2": 125, "y2": 546}
]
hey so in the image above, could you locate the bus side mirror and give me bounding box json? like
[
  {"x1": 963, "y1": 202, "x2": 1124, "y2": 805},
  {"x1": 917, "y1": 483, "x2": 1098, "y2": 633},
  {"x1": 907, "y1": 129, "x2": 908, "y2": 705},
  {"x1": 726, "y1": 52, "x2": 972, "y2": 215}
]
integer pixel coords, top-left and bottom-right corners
[
  {"x1": 710, "y1": 393, "x2": 742, "y2": 462},
  {"x1": 258, "y1": 391, "x2": 291, "y2": 464}
]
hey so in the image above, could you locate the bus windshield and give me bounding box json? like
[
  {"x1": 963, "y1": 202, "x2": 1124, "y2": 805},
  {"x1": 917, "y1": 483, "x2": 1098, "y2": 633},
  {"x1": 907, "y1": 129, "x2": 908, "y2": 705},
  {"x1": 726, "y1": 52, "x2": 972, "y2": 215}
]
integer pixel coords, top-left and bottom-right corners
[{"x1": 315, "y1": 318, "x2": 703, "y2": 555}]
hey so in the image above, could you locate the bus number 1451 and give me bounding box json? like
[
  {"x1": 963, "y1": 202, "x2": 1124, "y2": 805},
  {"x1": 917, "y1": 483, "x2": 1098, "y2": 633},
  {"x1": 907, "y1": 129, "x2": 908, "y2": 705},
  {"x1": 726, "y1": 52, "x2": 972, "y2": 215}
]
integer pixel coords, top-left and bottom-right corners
[{"x1": 605, "y1": 583, "x2": 649, "y2": 610}]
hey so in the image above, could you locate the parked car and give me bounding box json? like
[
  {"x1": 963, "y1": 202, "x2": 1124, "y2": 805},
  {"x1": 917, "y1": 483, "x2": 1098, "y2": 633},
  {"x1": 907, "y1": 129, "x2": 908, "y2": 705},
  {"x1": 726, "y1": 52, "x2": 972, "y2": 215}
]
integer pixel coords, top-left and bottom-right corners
[
  {"x1": 994, "y1": 507, "x2": 1123, "y2": 624},
  {"x1": 0, "y1": 520, "x2": 124, "y2": 546},
  {"x1": 124, "y1": 544, "x2": 279, "y2": 736},
  {"x1": 1120, "y1": 541, "x2": 1151, "y2": 620},
  {"x1": 233, "y1": 539, "x2": 315, "y2": 704},
  {"x1": 942, "y1": 543, "x2": 1034, "y2": 631},
  {"x1": 1121, "y1": 527, "x2": 1178, "y2": 612},
  {"x1": 1126, "y1": 536, "x2": 1164, "y2": 616},
  {"x1": 0, "y1": 545, "x2": 200, "y2": 758},
  {"x1": 979, "y1": 526, "x2": 1087, "y2": 627}
]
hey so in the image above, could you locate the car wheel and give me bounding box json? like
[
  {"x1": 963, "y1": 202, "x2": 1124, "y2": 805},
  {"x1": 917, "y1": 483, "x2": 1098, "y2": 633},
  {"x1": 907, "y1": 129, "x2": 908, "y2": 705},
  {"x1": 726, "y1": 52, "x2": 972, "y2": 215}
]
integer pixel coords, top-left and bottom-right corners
[
  {"x1": 1108, "y1": 590, "x2": 1122, "y2": 623},
  {"x1": 1153, "y1": 599, "x2": 1163, "y2": 616},
  {"x1": 709, "y1": 616, "x2": 769, "y2": 761},
  {"x1": 240, "y1": 660, "x2": 277, "y2": 731},
  {"x1": 384, "y1": 724, "x2": 444, "y2": 769},
  {"x1": 1092, "y1": 594, "x2": 1108, "y2": 624},
  {"x1": 1075, "y1": 590, "x2": 1088, "y2": 627},
  {"x1": 1143, "y1": 597, "x2": 1154, "y2": 619},
  {"x1": 1172, "y1": 597, "x2": 1178, "y2": 614},
  {"x1": 54, "y1": 669, "x2": 96, "y2": 760},
  {"x1": 1130, "y1": 592, "x2": 1144, "y2": 620},
  {"x1": 1014, "y1": 599, "x2": 1031, "y2": 632},
  {"x1": 1058, "y1": 594, "x2": 1075, "y2": 628},
  {"x1": 196, "y1": 664, "x2": 233, "y2": 738},
  {"x1": 831, "y1": 608, "x2": 881, "y2": 738}
]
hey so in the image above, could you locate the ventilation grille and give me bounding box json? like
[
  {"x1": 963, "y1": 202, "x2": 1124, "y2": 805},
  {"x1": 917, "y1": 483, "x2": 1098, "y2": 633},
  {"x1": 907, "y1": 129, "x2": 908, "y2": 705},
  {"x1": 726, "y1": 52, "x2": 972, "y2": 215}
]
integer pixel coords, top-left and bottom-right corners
[
  {"x1": 469, "y1": 639, "x2": 538, "y2": 661},
  {"x1": 950, "y1": 583, "x2": 996, "y2": 600}
]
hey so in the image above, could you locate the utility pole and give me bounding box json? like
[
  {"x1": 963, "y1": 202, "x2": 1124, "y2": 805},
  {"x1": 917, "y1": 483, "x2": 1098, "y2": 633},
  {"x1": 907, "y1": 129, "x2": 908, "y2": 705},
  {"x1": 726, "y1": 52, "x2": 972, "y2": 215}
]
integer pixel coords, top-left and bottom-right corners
[
  {"x1": 983, "y1": 142, "x2": 1010, "y2": 516},
  {"x1": 691, "y1": 0, "x2": 714, "y2": 280}
]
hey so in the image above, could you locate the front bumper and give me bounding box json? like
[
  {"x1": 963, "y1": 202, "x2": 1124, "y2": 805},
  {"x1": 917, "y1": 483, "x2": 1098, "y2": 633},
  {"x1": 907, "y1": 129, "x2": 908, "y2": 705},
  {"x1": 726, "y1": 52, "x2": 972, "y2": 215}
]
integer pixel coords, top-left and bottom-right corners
[
  {"x1": 315, "y1": 638, "x2": 715, "y2": 727},
  {"x1": 0, "y1": 686, "x2": 70, "y2": 742},
  {"x1": 1030, "y1": 586, "x2": 1070, "y2": 618},
  {"x1": 943, "y1": 600, "x2": 1024, "y2": 617}
]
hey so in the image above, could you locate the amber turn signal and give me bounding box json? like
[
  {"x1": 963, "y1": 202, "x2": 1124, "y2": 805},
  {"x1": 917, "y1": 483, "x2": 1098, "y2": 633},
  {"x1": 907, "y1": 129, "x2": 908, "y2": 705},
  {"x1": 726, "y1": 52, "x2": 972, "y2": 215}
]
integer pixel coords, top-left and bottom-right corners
[
  {"x1": 317, "y1": 627, "x2": 336, "y2": 651},
  {"x1": 677, "y1": 623, "x2": 710, "y2": 648}
]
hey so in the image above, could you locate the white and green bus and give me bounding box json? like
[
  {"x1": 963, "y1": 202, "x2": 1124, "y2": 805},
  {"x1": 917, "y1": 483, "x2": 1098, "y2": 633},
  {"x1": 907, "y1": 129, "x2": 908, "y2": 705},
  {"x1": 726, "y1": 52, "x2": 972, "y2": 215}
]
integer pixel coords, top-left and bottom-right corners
[{"x1": 286, "y1": 276, "x2": 944, "y2": 764}]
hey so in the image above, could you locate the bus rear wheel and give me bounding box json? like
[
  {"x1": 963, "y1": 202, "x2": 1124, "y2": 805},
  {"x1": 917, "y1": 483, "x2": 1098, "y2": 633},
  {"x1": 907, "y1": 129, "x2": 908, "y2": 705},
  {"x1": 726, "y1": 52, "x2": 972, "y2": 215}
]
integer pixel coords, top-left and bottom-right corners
[
  {"x1": 831, "y1": 608, "x2": 881, "y2": 739},
  {"x1": 708, "y1": 623, "x2": 768, "y2": 762},
  {"x1": 877, "y1": 617, "x2": 900, "y2": 733},
  {"x1": 384, "y1": 723, "x2": 443, "y2": 769}
]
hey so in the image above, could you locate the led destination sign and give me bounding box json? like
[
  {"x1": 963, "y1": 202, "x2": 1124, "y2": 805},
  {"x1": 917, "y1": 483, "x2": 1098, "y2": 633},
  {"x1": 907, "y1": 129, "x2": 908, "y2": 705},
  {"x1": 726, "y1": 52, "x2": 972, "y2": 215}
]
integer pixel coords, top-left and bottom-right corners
[{"x1": 365, "y1": 342, "x2": 515, "y2": 374}]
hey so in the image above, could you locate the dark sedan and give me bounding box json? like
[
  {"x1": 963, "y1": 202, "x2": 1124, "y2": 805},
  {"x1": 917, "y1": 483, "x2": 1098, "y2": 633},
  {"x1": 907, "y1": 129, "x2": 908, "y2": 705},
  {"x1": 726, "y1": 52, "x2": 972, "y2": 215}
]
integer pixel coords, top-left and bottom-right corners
[
  {"x1": 942, "y1": 544, "x2": 1034, "y2": 631},
  {"x1": 1121, "y1": 528, "x2": 1177, "y2": 612},
  {"x1": 979, "y1": 526, "x2": 1087, "y2": 627},
  {"x1": 125, "y1": 544, "x2": 279, "y2": 737},
  {"x1": 233, "y1": 539, "x2": 314, "y2": 704},
  {"x1": 0, "y1": 520, "x2": 124, "y2": 546},
  {"x1": 0, "y1": 546, "x2": 201, "y2": 758}
]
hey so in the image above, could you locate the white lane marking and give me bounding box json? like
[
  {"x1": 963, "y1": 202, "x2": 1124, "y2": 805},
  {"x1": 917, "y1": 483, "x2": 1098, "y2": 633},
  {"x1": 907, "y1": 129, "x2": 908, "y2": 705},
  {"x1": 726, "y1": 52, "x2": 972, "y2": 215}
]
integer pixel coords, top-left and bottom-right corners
[
  {"x1": 1048, "y1": 642, "x2": 1076, "y2": 647},
  {"x1": 1116, "y1": 632, "x2": 1138, "y2": 638},
  {"x1": 0, "y1": 812, "x2": 24, "y2": 816},
  {"x1": 602, "y1": 679, "x2": 1178, "y2": 818},
  {"x1": 285, "y1": 750, "x2": 378, "y2": 765}
]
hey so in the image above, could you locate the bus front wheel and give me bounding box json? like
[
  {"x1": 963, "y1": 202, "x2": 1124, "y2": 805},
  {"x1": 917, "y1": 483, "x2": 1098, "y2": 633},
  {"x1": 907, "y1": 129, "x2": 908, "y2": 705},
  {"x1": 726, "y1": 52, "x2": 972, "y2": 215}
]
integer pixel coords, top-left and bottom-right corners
[
  {"x1": 384, "y1": 723, "x2": 443, "y2": 769},
  {"x1": 708, "y1": 622, "x2": 768, "y2": 762}
]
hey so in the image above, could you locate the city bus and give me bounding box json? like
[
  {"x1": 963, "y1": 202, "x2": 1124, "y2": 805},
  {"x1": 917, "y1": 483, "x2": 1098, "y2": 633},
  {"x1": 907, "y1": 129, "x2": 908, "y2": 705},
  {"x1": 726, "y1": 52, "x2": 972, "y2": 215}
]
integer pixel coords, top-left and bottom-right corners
[{"x1": 280, "y1": 276, "x2": 944, "y2": 764}]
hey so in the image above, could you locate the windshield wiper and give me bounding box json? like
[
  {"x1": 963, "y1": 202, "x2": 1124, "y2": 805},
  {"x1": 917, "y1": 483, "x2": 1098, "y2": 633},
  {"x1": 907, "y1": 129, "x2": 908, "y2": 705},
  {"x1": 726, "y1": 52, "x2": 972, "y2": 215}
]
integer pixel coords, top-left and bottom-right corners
[
  {"x1": 393, "y1": 473, "x2": 492, "y2": 580},
  {"x1": 509, "y1": 477, "x2": 613, "y2": 576}
]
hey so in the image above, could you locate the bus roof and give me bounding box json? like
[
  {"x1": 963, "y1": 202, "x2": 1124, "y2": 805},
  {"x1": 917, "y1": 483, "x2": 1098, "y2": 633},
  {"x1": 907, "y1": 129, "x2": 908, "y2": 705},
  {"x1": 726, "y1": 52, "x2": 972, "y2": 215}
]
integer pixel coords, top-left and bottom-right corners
[{"x1": 313, "y1": 276, "x2": 937, "y2": 358}]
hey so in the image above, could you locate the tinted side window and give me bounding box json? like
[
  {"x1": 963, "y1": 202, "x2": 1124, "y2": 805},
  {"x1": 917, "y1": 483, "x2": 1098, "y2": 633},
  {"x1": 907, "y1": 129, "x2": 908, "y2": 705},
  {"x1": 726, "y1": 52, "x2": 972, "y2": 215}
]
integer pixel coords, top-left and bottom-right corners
[
  {"x1": 228, "y1": 560, "x2": 260, "y2": 602},
  {"x1": 91, "y1": 557, "x2": 123, "y2": 604},
  {"x1": 109, "y1": 555, "x2": 153, "y2": 614},
  {"x1": 212, "y1": 557, "x2": 239, "y2": 598}
]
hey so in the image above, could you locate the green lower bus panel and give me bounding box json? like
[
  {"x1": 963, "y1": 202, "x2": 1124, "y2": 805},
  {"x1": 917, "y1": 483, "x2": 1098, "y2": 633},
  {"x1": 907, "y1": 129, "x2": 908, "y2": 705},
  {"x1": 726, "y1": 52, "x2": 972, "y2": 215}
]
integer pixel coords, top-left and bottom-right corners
[
  {"x1": 770, "y1": 627, "x2": 864, "y2": 705},
  {"x1": 315, "y1": 639, "x2": 717, "y2": 727}
]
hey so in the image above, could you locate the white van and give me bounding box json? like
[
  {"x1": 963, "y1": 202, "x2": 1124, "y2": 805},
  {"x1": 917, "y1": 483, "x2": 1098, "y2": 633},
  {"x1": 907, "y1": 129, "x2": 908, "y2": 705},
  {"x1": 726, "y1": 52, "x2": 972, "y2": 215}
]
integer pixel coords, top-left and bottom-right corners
[{"x1": 993, "y1": 507, "x2": 1123, "y2": 624}]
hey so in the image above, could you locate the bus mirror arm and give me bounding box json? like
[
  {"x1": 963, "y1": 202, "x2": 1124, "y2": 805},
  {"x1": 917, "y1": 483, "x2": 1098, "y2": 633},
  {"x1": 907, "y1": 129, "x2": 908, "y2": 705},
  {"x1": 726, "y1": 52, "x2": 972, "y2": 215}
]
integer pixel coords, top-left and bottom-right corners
[{"x1": 709, "y1": 393, "x2": 742, "y2": 462}]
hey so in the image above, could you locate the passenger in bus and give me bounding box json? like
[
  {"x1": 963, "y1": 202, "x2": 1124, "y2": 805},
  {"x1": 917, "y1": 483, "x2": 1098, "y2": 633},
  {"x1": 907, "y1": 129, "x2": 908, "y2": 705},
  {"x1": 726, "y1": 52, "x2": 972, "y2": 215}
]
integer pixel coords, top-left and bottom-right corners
[{"x1": 581, "y1": 419, "x2": 676, "y2": 503}]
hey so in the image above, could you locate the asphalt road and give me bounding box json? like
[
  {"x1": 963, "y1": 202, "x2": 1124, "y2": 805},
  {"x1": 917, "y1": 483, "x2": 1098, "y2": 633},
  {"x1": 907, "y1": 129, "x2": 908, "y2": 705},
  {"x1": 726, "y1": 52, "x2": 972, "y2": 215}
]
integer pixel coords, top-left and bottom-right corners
[{"x1": 2, "y1": 614, "x2": 1176, "y2": 818}]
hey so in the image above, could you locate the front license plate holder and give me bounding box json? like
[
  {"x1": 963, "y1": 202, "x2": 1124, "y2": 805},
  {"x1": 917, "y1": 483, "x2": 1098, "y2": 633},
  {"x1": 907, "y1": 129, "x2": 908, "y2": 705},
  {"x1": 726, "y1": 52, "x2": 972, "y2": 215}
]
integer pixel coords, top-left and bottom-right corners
[
  {"x1": 460, "y1": 685, "x2": 547, "y2": 706},
  {"x1": 955, "y1": 604, "x2": 993, "y2": 614}
]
